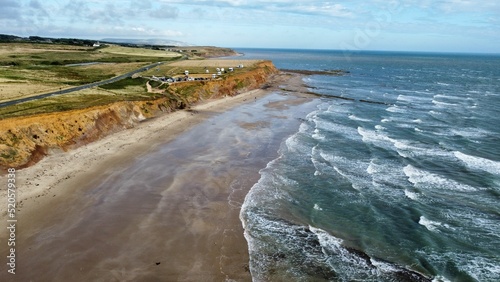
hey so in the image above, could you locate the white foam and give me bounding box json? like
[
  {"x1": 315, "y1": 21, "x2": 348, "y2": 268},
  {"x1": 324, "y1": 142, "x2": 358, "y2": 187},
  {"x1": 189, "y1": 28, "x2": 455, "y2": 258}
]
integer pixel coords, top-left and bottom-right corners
[
  {"x1": 381, "y1": 118, "x2": 390, "y2": 123},
  {"x1": 370, "y1": 258, "x2": 399, "y2": 273},
  {"x1": 314, "y1": 119, "x2": 360, "y2": 141},
  {"x1": 312, "y1": 128, "x2": 326, "y2": 141},
  {"x1": 436, "y1": 82, "x2": 451, "y2": 86},
  {"x1": 432, "y1": 275, "x2": 453, "y2": 282},
  {"x1": 414, "y1": 127, "x2": 423, "y2": 132},
  {"x1": 375, "y1": 125, "x2": 386, "y2": 130},
  {"x1": 433, "y1": 94, "x2": 461, "y2": 100},
  {"x1": 367, "y1": 162, "x2": 377, "y2": 174},
  {"x1": 396, "y1": 95, "x2": 414, "y2": 102},
  {"x1": 404, "y1": 189, "x2": 419, "y2": 200},
  {"x1": 284, "y1": 133, "x2": 311, "y2": 156},
  {"x1": 320, "y1": 152, "x2": 371, "y2": 190},
  {"x1": 348, "y1": 114, "x2": 371, "y2": 122},
  {"x1": 358, "y1": 127, "x2": 436, "y2": 159},
  {"x1": 298, "y1": 122, "x2": 310, "y2": 133},
  {"x1": 310, "y1": 226, "x2": 372, "y2": 268},
  {"x1": 326, "y1": 104, "x2": 351, "y2": 114},
  {"x1": 454, "y1": 151, "x2": 500, "y2": 175},
  {"x1": 419, "y1": 216, "x2": 450, "y2": 232},
  {"x1": 418, "y1": 250, "x2": 500, "y2": 282},
  {"x1": 449, "y1": 127, "x2": 491, "y2": 138},
  {"x1": 370, "y1": 159, "x2": 409, "y2": 187},
  {"x1": 432, "y1": 100, "x2": 457, "y2": 107},
  {"x1": 403, "y1": 165, "x2": 477, "y2": 192},
  {"x1": 313, "y1": 204, "x2": 323, "y2": 211},
  {"x1": 309, "y1": 226, "x2": 343, "y2": 249},
  {"x1": 393, "y1": 139, "x2": 451, "y2": 159},
  {"x1": 386, "y1": 105, "x2": 407, "y2": 113},
  {"x1": 443, "y1": 209, "x2": 499, "y2": 238},
  {"x1": 396, "y1": 94, "x2": 430, "y2": 103},
  {"x1": 358, "y1": 127, "x2": 395, "y2": 145}
]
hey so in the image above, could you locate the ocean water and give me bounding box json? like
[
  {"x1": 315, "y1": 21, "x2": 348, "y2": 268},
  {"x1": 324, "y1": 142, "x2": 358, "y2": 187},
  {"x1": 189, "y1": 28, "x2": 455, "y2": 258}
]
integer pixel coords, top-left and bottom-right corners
[{"x1": 236, "y1": 49, "x2": 500, "y2": 281}]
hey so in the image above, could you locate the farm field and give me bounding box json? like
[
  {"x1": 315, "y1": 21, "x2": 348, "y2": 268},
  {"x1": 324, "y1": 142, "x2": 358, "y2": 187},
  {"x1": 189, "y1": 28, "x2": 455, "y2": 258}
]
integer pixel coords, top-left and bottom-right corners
[
  {"x1": 0, "y1": 43, "x2": 183, "y2": 104},
  {"x1": 142, "y1": 59, "x2": 261, "y2": 78},
  {"x1": 99, "y1": 45, "x2": 181, "y2": 58}
]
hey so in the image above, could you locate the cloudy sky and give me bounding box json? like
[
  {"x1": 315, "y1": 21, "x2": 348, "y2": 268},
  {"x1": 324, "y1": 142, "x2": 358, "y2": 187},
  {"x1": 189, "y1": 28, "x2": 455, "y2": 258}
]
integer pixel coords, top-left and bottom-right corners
[{"x1": 1, "y1": 0, "x2": 499, "y2": 53}]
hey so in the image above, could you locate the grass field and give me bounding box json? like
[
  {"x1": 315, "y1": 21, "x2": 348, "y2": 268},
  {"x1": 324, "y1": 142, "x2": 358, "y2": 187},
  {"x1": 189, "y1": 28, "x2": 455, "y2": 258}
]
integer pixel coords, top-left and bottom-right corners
[
  {"x1": 100, "y1": 45, "x2": 181, "y2": 58},
  {"x1": 167, "y1": 59, "x2": 259, "y2": 68},
  {"x1": 0, "y1": 43, "x2": 182, "y2": 104},
  {"x1": 0, "y1": 77, "x2": 157, "y2": 118},
  {"x1": 142, "y1": 59, "x2": 261, "y2": 78},
  {"x1": 0, "y1": 43, "x2": 251, "y2": 119}
]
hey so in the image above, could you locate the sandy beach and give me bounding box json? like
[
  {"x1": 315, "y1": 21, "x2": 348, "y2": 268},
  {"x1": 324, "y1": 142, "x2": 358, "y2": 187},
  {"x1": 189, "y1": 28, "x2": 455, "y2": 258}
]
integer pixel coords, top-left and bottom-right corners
[{"x1": 0, "y1": 72, "x2": 320, "y2": 281}]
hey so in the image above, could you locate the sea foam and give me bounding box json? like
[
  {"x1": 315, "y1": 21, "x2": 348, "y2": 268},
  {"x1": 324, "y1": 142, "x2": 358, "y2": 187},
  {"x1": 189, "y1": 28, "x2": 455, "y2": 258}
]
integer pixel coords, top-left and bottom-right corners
[
  {"x1": 403, "y1": 165, "x2": 477, "y2": 192},
  {"x1": 419, "y1": 216, "x2": 450, "y2": 232},
  {"x1": 454, "y1": 151, "x2": 500, "y2": 175}
]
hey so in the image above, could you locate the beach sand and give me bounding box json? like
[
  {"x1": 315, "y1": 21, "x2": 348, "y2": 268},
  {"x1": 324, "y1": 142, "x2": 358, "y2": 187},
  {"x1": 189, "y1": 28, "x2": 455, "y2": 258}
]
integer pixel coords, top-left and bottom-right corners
[{"x1": 0, "y1": 72, "x2": 320, "y2": 281}]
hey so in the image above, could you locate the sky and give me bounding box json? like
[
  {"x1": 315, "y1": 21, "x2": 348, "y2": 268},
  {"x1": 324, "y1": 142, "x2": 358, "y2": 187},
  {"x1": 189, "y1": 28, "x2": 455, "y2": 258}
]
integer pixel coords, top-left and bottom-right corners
[{"x1": 1, "y1": 0, "x2": 499, "y2": 53}]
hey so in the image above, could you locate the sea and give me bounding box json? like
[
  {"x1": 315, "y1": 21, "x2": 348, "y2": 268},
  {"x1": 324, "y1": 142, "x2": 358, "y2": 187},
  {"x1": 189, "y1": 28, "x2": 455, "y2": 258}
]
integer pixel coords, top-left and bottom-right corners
[{"x1": 234, "y1": 49, "x2": 500, "y2": 282}]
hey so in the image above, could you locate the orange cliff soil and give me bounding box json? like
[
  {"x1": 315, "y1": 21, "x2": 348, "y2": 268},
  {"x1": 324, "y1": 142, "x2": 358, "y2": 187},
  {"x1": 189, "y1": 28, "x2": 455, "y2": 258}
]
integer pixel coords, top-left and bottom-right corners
[{"x1": 0, "y1": 61, "x2": 278, "y2": 170}]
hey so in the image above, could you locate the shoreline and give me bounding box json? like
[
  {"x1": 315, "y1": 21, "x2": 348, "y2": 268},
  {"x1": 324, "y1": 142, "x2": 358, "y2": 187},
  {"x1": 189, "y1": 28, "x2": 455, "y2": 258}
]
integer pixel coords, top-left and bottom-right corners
[
  {"x1": 0, "y1": 71, "x2": 319, "y2": 280},
  {"x1": 0, "y1": 72, "x2": 303, "y2": 218}
]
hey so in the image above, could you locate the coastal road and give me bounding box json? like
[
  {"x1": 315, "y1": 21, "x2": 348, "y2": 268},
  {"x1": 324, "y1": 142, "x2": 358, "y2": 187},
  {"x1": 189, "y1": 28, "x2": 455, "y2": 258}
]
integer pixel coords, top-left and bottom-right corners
[{"x1": 0, "y1": 61, "x2": 165, "y2": 108}]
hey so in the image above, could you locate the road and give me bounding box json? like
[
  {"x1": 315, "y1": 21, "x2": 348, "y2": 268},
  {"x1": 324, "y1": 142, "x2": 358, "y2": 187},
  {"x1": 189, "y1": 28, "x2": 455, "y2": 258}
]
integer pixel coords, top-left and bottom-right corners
[{"x1": 0, "y1": 61, "x2": 165, "y2": 108}]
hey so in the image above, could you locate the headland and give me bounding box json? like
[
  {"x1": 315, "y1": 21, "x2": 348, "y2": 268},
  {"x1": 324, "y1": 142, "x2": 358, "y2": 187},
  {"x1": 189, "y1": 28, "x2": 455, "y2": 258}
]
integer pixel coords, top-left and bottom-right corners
[{"x1": 0, "y1": 37, "x2": 322, "y2": 280}]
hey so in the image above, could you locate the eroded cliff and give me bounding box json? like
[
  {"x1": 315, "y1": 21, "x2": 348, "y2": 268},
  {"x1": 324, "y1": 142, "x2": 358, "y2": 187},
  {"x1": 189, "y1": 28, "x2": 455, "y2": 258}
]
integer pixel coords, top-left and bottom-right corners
[{"x1": 0, "y1": 61, "x2": 278, "y2": 169}]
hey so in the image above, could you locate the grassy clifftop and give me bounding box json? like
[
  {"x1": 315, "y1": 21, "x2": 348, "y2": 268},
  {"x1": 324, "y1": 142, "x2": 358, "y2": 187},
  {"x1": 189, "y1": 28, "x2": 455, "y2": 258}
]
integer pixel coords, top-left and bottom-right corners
[{"x1": 0, "y1": 61, "x2": 278, "y2": 169}]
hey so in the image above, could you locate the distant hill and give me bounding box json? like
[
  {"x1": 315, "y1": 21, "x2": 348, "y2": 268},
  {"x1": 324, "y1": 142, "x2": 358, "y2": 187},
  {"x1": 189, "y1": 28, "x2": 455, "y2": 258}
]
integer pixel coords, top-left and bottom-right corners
[
  {"x1": 0, "y1": 34, "x2": 192, "y2": 48},
  {"x1": 0, "y1": 34, "x2": 95, "y2": 45},
  {"x1": 101, "y1": 38, "x2": 191, "y2": 47}
]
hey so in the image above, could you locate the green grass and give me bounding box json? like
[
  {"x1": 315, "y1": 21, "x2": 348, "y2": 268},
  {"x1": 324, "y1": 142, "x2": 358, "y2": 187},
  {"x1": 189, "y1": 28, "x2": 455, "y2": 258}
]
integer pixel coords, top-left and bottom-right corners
[
  {"x1": 149, "y1": 80, "x2": 162, "y2": 88},
  {"x1": 99, "y1": 77, "x2": 149, "y2": 90},
  {"x1": 0, "y1": 45, "x2": 180, "y2": 67},
  {"x1": 172, "y1": 84, "x2": 200, "y2": 98},
  {"x1": 0, "y1": 65, "x2": 115, "y2": 85},
  {"x1": 0, "y1": 43, "x2": 244, "y2": 119},
  {"x1": 0, "y1": 148, "x2": 17, "y2": 159},
  {"x1": 0, "y1": 91, "x2": 160, "y2": 119},
  {"x1": 0, "y1": 43, "x2": 186, "y2": 101}
]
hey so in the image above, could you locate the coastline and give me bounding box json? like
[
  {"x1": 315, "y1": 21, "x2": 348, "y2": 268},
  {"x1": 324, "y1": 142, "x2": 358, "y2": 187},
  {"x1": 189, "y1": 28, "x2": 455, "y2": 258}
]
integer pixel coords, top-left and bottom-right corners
[
  {"x1": 0, "y1": 72, "x2": 304, "y2": 217},
  {"x1": 0, "y1": 72, "x2": 320, "y2": 280}
]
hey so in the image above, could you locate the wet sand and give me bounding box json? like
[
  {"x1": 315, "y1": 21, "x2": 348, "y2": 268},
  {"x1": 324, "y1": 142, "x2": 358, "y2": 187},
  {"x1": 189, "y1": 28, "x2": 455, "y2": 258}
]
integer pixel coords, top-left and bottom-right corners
[{"x1": 0, "y1": 73, "x2": 320, "y2": 281}]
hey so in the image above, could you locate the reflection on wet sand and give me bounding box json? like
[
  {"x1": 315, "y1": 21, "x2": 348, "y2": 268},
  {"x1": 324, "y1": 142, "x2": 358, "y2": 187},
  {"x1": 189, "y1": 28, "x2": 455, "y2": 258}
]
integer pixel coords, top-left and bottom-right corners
[{"x1": 3, "y1": 92, "x2": 319, "y2": 281}]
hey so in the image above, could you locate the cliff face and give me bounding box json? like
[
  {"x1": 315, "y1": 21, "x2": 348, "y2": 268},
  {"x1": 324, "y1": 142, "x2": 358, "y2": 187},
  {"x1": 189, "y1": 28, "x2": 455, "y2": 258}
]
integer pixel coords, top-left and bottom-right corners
[
  {"x1": 0, "y1": 61, "x2": 278, "y2": 169},
  {"x1": 166, "y1": 61, "x2": 277, "y2": 103}
]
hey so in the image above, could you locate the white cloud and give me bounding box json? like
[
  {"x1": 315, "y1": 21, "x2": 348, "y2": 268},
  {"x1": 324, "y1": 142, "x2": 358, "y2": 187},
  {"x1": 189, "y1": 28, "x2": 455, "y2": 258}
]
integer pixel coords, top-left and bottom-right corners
[
  {"x1": 438, "y1": 0, "x2": 500, "y2": 13},
  {"x1": 0, "y1": 0, "x2": 22, "y2": 20},
  {"x1": 287, "y1": 3, "x2": 353, "y2": 18},
  {"x1": 161, "y1": 0, "x2": 355, "y2": 18},
  {"x1": 0, "y1": 0, "x2": 498, "y2": 51}
]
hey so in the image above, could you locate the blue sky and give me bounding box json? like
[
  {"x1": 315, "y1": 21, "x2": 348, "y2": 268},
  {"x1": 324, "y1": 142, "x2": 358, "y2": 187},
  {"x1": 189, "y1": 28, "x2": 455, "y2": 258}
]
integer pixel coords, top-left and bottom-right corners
[{"x1": 1, "y1": 0, "x2": 499, "y2": 53}]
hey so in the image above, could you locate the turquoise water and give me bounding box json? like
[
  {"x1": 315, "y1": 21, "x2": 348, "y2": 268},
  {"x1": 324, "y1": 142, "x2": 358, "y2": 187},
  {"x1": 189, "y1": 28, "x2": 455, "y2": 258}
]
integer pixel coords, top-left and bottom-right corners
[{"x1": 237, "y1": 49, "x2": 500, "y2": 281}]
